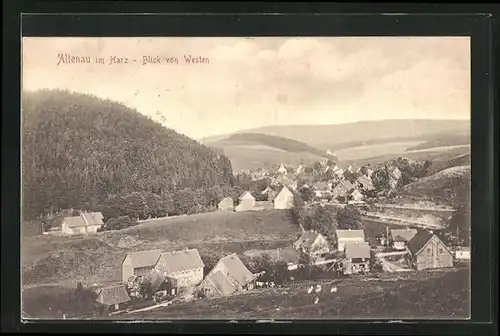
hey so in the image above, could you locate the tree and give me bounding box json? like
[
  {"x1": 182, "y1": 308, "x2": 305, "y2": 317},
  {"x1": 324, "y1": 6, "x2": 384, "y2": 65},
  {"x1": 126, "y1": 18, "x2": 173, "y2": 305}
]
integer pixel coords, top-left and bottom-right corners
[
  {"x1": 174, "y1": 188, "x2": 198, "y2": 215},
  {"x1": 159, "y1": 193, "x2": 176, "y2": 216},
  {"x1": 123, "y1": 192, "x2": 149, "y2": 220},
  {"x1": 372, "y1": 167, "x2": 390, "y2": 191},
  {"x1": 103, "y1": 215, "x2": 136, "y2": 231},
  {"x1": 142, "y1": 191, "x2": 162, "y2": 218},
  {"x1": 298, "y1": 186, "x2": 314, "y2": 203},
  {"x1": 310, "y1": 205, "x2": 338, "y2": 240},
  {"x1": 449, "y1": 203, "x2": 470, "y2": 246},
  {"x1": 336, "y1": 205, "x2": 363, "y2": 230},
  {"x1": 138, "y1": 278, "x2": 154, "y2": 300}
]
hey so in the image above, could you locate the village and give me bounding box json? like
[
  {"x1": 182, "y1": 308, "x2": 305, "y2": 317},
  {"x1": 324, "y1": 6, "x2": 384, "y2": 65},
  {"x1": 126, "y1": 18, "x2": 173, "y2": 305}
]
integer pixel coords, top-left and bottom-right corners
[{"x1": 41, "y1": 158, "x2": 470, "y2": 317}]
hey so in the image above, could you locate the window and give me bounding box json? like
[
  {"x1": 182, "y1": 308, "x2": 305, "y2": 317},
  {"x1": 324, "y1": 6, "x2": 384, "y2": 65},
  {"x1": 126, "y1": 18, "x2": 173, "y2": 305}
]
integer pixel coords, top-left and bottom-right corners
[
  {"x1": 439, "y1": 248, "x2": 443, "y2": 253},
  {"x1": 427, "y1": 248, "x2": 431, "y2": 253}
]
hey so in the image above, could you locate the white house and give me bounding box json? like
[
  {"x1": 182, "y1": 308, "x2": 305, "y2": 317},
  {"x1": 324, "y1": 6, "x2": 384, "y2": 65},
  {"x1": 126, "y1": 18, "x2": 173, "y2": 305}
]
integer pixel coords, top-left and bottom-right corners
[
  {"x1": 60, "y1": 212, "x2": 104, "y2": 235},
  {"x1": 273, "y1": 186, "x2": 294, "y2": 210}
]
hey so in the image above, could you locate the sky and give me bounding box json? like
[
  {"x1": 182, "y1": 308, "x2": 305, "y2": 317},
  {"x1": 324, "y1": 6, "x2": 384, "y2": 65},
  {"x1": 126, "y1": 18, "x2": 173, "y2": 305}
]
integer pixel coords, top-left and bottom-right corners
[{"x1": 22, "y1": 37, "x2": 470, "y2": 139}]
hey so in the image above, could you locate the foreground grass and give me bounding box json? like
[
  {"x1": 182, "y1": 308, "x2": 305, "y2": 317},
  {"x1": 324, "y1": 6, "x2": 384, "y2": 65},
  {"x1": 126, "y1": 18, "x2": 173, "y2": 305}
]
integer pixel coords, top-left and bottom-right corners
[
  {"x1": 119, "y1": 268, "x2": 469, "y2": 320},
  {"x1": 22, "y1": 210, "x2": 300, "y2": 286}
]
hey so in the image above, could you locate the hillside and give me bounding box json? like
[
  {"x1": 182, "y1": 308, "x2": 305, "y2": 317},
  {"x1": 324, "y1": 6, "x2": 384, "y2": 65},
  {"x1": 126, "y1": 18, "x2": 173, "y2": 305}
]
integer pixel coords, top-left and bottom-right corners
[
  {"x1": 203, "y1": 119, "x2": 470, "y2": 147},
  {"x1": 122, "y1": 268, "x2": 469, "y2": 319},
  {"x1": 21, "y1": 90, "x2": 234, "y2": 220},
  {"x1": 22, "y1": 210, "x2": 300, "y2": 286},
  {"x1": 398, "y1": 165, "x2": 471, "y2": 206},
  {"x1": 209, "y1": 133, "x2": 329, "y2": 171},
  {"x1": 406, "y1": 133, "x2": 469, "y2": 151}
]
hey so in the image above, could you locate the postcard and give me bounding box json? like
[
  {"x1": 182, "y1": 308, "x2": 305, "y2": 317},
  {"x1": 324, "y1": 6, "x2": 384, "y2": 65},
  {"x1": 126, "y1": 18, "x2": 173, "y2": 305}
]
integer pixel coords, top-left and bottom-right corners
[{"x1": 21, "y1": 36, "x2": 471, "y2": 320}]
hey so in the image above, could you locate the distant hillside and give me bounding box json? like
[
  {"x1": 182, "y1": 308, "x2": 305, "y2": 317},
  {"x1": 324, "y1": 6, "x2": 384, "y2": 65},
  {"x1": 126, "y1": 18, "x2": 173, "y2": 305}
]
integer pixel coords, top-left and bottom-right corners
[
  {"x1": 405, "y1": 133, "x2": 470, "y2": 151},
  {"x1": 22, "y1": 90, "x2": 235, "y2": 220},
  {"x1": 209, "y1": 133, "x2": 328, "y2": 171},
  {"x1": 398, "y1": 165, "x2": 471, "y2": 206},
  {"x1": 427, "y1": 153, "x2": 471, "y2": 175},
  {"x1": 203, "y1": 119, "x2": 470, "y2": 147}
]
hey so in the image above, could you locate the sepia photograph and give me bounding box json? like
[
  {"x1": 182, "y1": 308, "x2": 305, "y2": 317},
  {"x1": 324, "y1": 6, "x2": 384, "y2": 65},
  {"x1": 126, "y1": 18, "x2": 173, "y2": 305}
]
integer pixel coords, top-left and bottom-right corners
[{"x1": 21, "y1": 36, "x2": 471, "y2": 320}]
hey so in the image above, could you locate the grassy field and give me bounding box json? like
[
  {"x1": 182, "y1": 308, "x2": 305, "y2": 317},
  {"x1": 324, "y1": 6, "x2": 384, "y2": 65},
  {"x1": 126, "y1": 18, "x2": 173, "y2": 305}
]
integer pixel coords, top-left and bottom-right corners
[
  {"x1": 22, "y1": 210, "x2": 301, "y2": 286},
  {"x1": 117, "y1": 267, "x2": 469, "y2": 320}
]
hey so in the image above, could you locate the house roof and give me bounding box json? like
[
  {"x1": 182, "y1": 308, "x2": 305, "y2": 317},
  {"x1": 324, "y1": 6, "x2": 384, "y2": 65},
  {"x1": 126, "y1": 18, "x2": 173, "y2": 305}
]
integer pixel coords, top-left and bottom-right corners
[
  {"x1": 390, "y1": 229, "x2": 418, "y2": 242},
  {"x1": 344, "y1": 241, "x2": 371, "y2": 259},
  {"x1": 218, "y1": 254, "x2": 255, "y2": 287},
  {"x1": 276, "y1": 185, "x2": 294, "y2": 198},
  {"x1": 351, "y1": 189, "x2": 363, "y2": 196},
  {"x1": 356, "y1": 176, "x2": 375, "y2": 190},
  {"x1": 336, "y1": 229, "x2": 365, "y2": 240},
  {"x1": 81, "y1": 212, "x2": 104, "y2": 226},
  {"x1": 238, "y1": 191, "x2": 255, "y2": 201},
  {"x1": 294, "y1": 231, "x2": 322, "y2": 249},
  {"x1": 98, "y1": 285, "x2": 131, "y2": 306},
  {"x1": 207, "y1": 270, "x2": 237, "y2": 297},
  {"x1": 61, "y1": 216, "x2": 87, "y2": 228},
  {"x1": 125, "y1": 249, "x2": 162, "y2": 269},
  {"x1": 407, "y1": 230, "x2": 435, "y2": 255},
  {"x1": 314, "y1": 181, "x2": 330, "y2": 190},
  {"x1": 159, "y1": 248, "x2": 204, "y2": 274}
]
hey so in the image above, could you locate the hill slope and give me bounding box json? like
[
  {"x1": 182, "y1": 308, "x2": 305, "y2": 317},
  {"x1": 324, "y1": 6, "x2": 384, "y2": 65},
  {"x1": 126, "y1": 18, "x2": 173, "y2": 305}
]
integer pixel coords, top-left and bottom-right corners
[
  {"x1": 22, "y1": 210, "x2": 300, "y2": 286},
  {"x1": 210, "y1": 133, "x2": 329, "y2": 171},
  {"x1": 398, "y1": 165, "x2": 471, "y2": 206},
  {"x1": 203, "y1": 119, "x2": 470, "y2": 147},
  {"x1": 21, "y1": 90, "x2": 234, "y2": 220}
]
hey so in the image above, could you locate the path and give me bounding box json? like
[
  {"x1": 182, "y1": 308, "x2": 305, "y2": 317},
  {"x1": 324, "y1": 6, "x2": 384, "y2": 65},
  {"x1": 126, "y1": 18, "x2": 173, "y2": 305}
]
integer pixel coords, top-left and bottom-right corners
[
  {"x1": 371, "y1": 204, "x2": 456, "y2": 212},
  {"x1": 362, "y1": 213, "x2": 444, "y2": 230}
]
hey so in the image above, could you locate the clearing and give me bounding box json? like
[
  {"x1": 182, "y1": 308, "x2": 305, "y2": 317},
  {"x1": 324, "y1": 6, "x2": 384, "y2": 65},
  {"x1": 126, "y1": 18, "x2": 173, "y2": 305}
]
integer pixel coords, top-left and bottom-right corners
[{"x1": 22, "y1": 210, "x2": 301, "y2": 286}]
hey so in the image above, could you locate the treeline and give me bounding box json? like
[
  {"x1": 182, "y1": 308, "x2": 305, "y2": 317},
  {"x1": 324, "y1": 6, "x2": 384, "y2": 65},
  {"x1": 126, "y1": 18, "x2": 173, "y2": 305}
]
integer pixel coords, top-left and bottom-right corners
[{"x1": 22, "y1": 90, "x2": 235, "y2": 220}]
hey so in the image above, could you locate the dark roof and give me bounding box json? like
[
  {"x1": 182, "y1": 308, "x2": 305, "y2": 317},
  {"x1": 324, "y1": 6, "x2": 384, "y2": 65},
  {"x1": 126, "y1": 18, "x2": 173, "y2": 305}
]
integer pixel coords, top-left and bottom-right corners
[
  {"x1": 345, "y1": 242, "x2": 371, "y2": 259},
  {"x1": 159, "y1": 249, "x2": 204, "y2": 274},
  {"x1": 407, "y1": 230, "x2": 435, "y2": 255},
  {"x1": 391, "y1": 229, "x2": 418, "y2": 242},
  {"x1": 124, "y1": 249, "x2": 162, "y2": 269},
  {"x1": 98, "y1": 285, "x2": 131, "y2": 306}
]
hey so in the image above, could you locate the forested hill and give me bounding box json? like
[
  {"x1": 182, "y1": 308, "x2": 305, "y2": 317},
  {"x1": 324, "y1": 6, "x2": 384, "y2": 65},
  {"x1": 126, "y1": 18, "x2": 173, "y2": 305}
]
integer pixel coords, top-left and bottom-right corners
[{"x1": 22, "y1": 90, "x2": 235, "y2": 220}]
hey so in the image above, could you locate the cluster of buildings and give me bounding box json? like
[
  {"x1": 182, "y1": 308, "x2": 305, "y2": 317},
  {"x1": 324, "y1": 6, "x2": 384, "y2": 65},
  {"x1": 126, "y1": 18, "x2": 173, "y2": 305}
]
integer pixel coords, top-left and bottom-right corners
[
  {"x1": 94, "y1": 248, "x2": 257, "y2": 313},
  {"x1": 292, "y1": 226, "x2": 457, "y2": 275},
  {"x1": 217, "y1": 185, "x2": 295, "y2": 212}
]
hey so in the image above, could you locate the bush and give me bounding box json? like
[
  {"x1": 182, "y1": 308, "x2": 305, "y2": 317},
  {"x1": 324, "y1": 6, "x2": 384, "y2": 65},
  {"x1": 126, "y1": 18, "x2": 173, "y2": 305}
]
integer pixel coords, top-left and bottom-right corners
[{"x1": 103, "y1": 216, "x2": 137, "y2": 231}]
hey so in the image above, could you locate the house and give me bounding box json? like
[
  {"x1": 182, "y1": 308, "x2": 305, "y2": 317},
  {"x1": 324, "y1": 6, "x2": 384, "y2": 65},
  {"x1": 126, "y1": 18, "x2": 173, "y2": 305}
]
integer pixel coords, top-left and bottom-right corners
[
  {"x1": 346, "y1": 165, "x2": 354, "y2": 173},
  {"x1": 349, "y1": 189, "x2": 364, "y2": 202},
  {"x1": 332, "y1": 180, "x2": 354, "y2": 199},
  {"x1": 342, "y1": 241, "x2": 371, "y2": 274},
  {"x1": 335, "y1": 229, "x2": 365, "y2": 251},
  {"x1": 60, "y1": 212, "x2": 104, "y2": 235},
  {"x1": 406, "y1": 231, "x2": 454, "y2": 270},
  {"x1": 355, "y1": 175, "x2": 375, "y2": 191},
  {"x1": 296, "y1": 164, "x2": 304, "y2": 175},
  {"x1": 121, "y1": 249, "x2": 162, "y2": 283},
  {"x1": 388, "y1": 166, "x2": 402, "y2": 189},
  {"x1": 96, "y1": 284, "x2": 131, "y2": 312},
  {"x1": 155, "y1": 248, "x2": 205, "y2": 289},
  {"x1": 293, "y1": 231, "x2": 331, "y2": 256},
  {"x1": 235, "y1": 191, "x2": 256, "y2": 212},
  {"x1": 313, "y1": 181, "x2": 331, "y2": 198},
  {"x1": 273, "y1": 185, "x2": 294, "y2": 210},
  {"x1": 198, "y1": 254, "x2": 255, "y2": 299},
  {"x1": 389, "y1": 228, "x2": 418, "y2": 250},
  {"x1": 217, "y1": 197, "x2": 234, "y2": 211}
]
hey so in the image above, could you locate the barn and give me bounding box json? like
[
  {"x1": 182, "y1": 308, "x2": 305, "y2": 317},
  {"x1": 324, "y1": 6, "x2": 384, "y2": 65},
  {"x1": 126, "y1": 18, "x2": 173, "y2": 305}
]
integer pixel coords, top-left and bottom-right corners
[
  {"x1": 342, "y1": 241, "x2": 371, "y2": 275},
  {"x1": 235, "y1": 191, "x2": 256, "y2": 212},
  {"x1": 154, "y1": 248, "x2": 205, "y2": 289},
  {"x1": 217, "y1": 197, "x2": 234, "y2": 211},
  {"x1": 273, "y1": 185, "x2": 294, "y2": 210},
  {"x1": 335, "y1": 229, "x2": 365, "y2": 252},
  {"x1": 406, "y1": 231, "x2": 454, "y2": 270},
  {"x1": 96, "y1": 284, "x2": 131, "y2": 312},
  {"x1": 121, "y1": 249, "x2": 162, "y2": 283},
  {"x1": 389, "y1": 228, "x2": 418, "y2": 250}
]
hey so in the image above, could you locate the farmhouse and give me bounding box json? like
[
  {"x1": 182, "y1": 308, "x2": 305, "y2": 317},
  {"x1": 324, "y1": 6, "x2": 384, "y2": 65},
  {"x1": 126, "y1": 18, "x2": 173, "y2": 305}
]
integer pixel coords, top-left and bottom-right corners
[
  {"x1": 121, "y1": 249, "x2": 162, "y2": 283},
  {"x1": 96, "y1": 284, "x2": 131, "y2": 312},
  {"x1": 389, "y1": 228, "x2": 418, "y2": 250},
  {"x1": 335, "y1": 229, "x2": 365, "y2": 252},
  {"x1": 342, "y1": 241, "x2": 371, "y2": 275},
  {"x1": 155, "y1": 248, "x2": 205, "y2": 289},
  {"x1": 235, "y1": 191, "x2": 256, "y2": 212},
  {"x1": 406, "y1": 231, "x2": 454, "y2": 271},
  {"x1": 293, "y1": 231, "x2": 331, "y2": 257},
  {"x1": 198, "y1": 254, "x2": 255, "y2": 299},
  {"x1": 278, "y1": 163, "x2": 287, "y2": 174},
  {"x1": 60, "y1": 212, "x2": 104, "y2": 235},
  {"x1": 332, "y1": 180, "x2": 354, "y2": 199},
  {"x1": 273, "y1": 185, "x2": 294, "y2": 209},
  {"x1": 217, "y1": 197, "x2": 234, "y2": 211}
]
